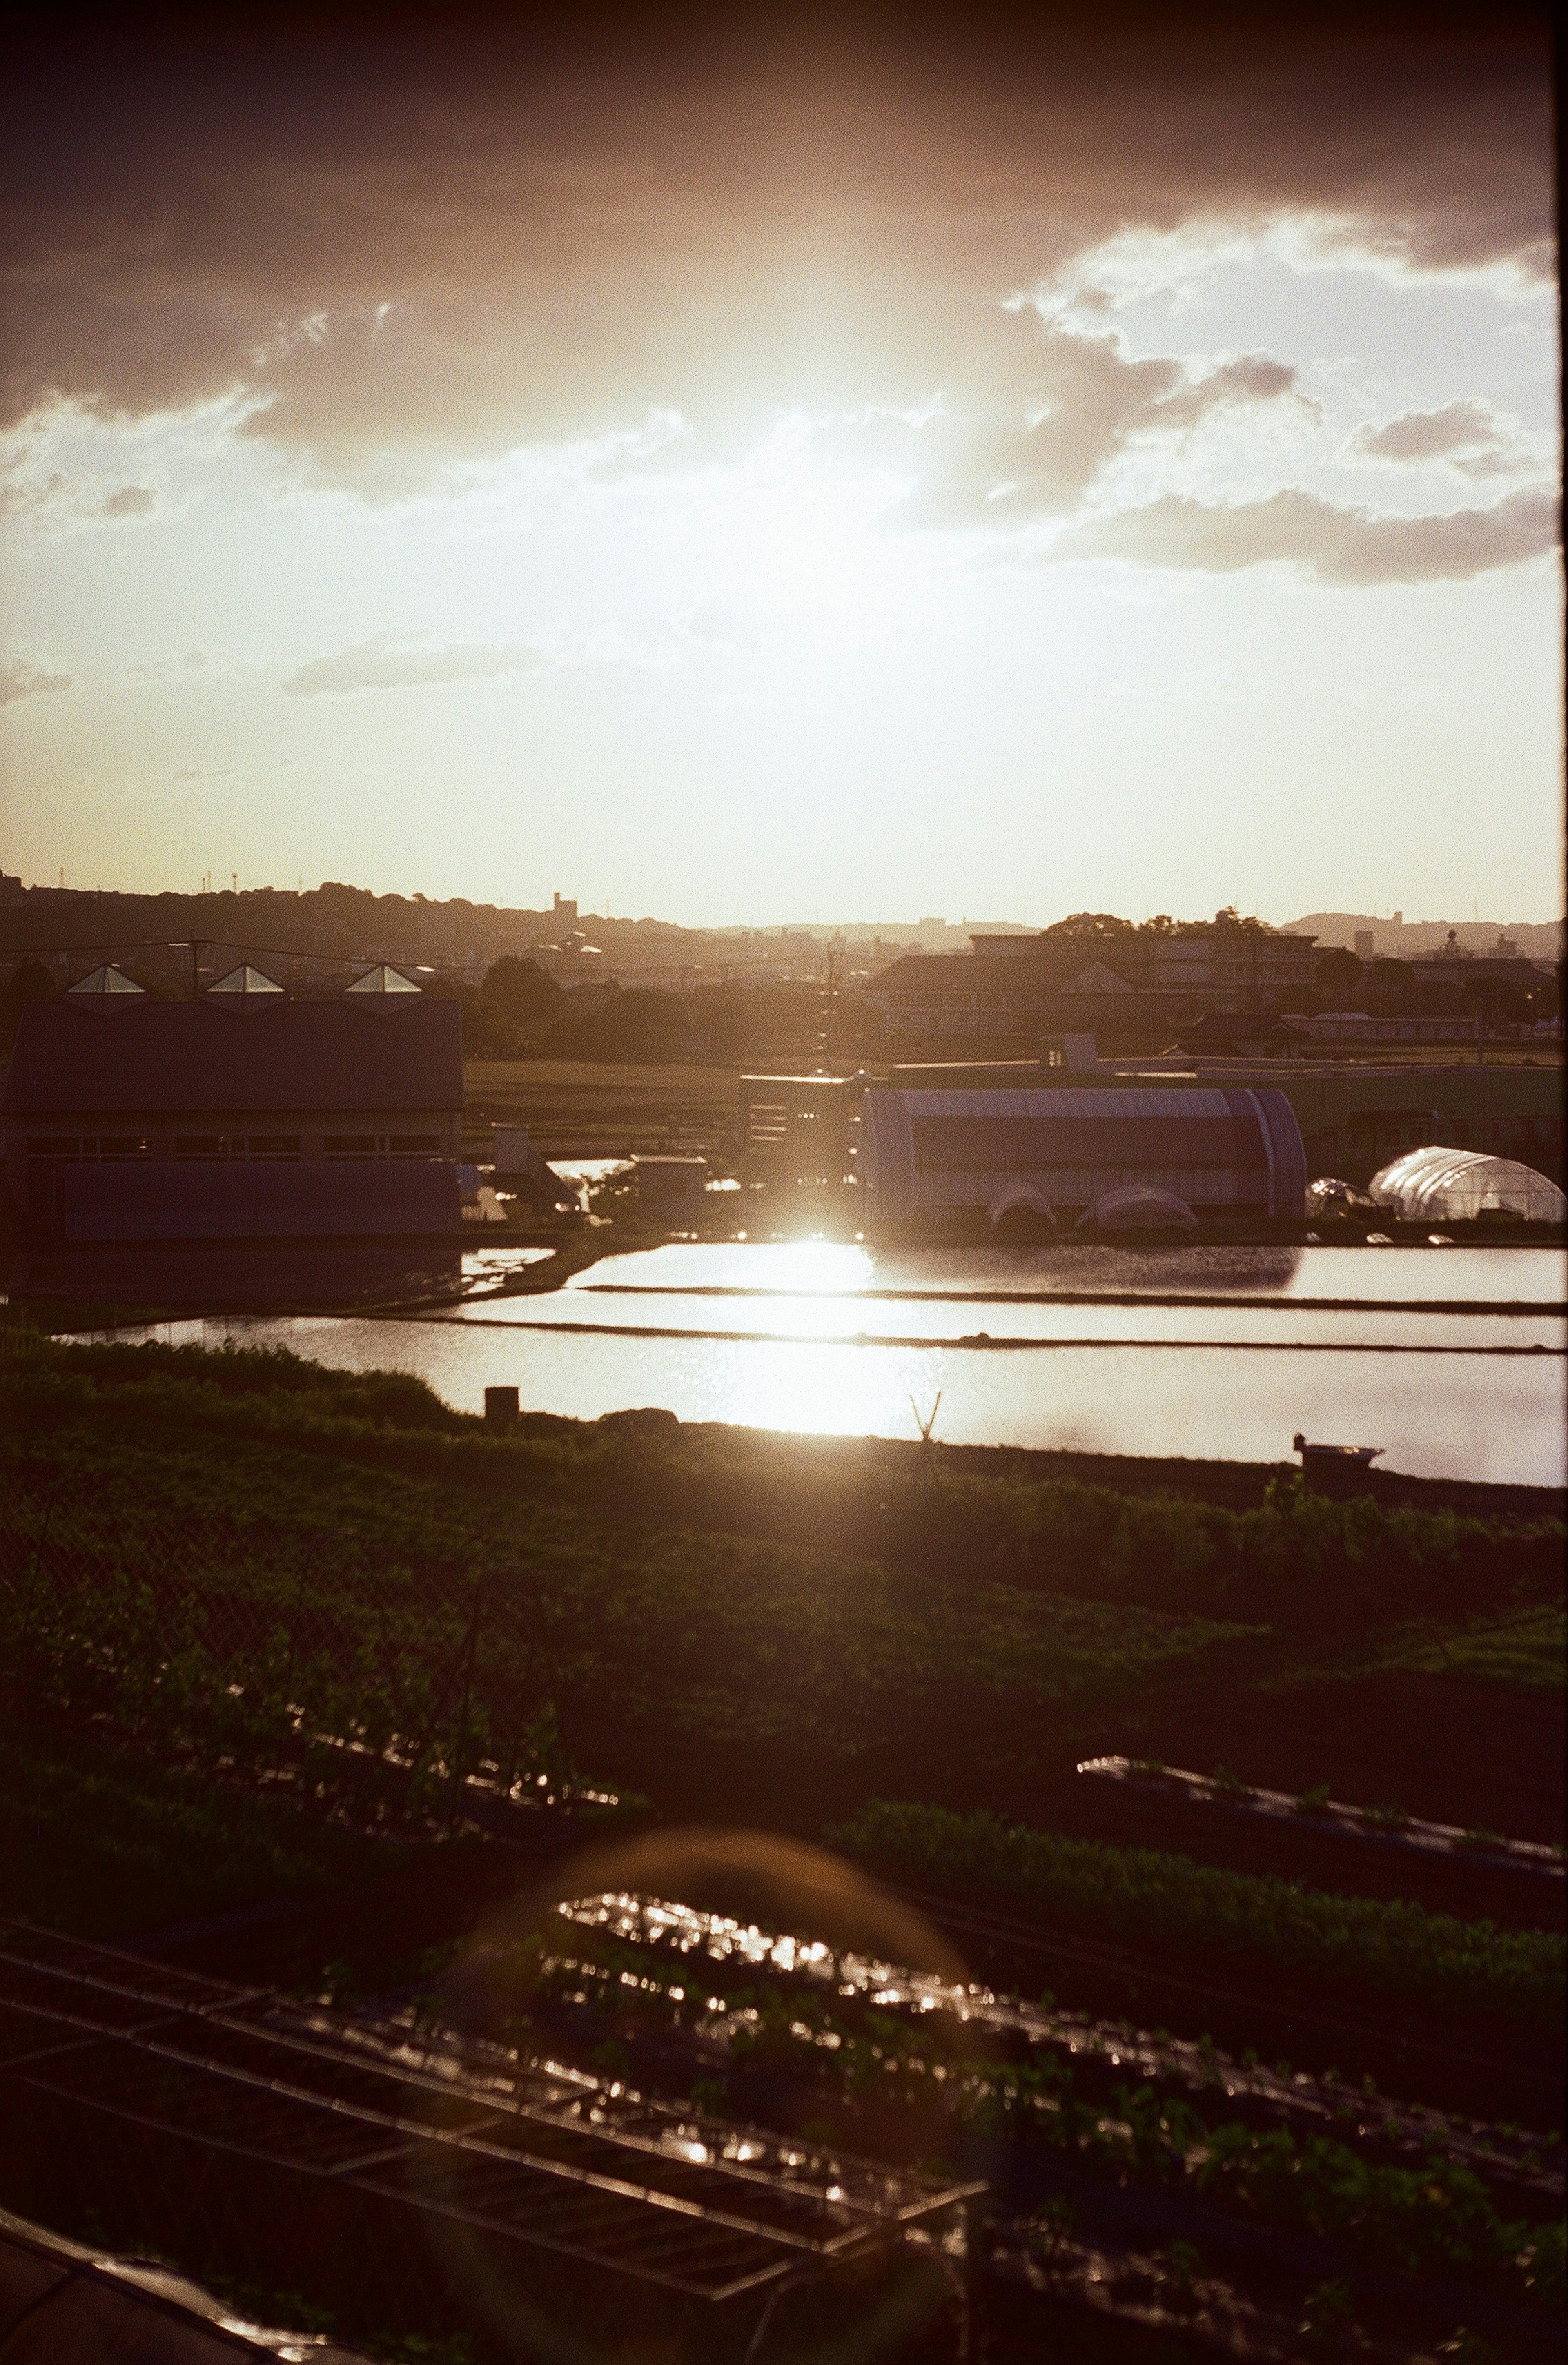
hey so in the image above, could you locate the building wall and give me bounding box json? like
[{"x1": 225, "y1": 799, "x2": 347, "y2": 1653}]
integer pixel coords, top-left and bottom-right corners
[
  {"x1": 7, "y1": 1107, "x2": 461, "y2": 1228},
  {"x1": 866, "y1": 925, "x2": 1320, "y2": 1038},
  {"x1": 1257, "y1": 1065, "x2": 1565, "y2": 1186},
  {"x1": 860, "y1": 1085, "x2": 1307, "y2": 1226}
]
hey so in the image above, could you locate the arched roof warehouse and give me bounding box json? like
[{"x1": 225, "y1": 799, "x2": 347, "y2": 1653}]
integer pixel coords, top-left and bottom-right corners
[{"x1": 860, "y1": 1086, "x2": 1307, "y2": 1226}]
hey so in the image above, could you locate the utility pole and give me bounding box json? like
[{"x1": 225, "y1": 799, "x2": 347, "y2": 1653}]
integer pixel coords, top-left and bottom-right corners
[{"x1": 172, "y1": 939, "x2": 209, "y2": 997}]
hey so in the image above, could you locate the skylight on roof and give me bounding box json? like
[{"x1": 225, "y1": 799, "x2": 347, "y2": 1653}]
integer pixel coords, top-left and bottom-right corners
[
  {"x1": 67, "y1": 963, "x2": 145, "y2": 997},
  {"x1": 345, "y1": 964, "x2": 421, "y2": 995},
  {"x1": 208, "y1": 964, "x2": 285, "y2": 1000}
]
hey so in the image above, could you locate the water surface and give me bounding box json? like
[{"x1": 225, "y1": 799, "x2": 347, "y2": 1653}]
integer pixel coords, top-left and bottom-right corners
[{"x1": 93, "y1": 1240, "x2": 1567, "y2": 1489}]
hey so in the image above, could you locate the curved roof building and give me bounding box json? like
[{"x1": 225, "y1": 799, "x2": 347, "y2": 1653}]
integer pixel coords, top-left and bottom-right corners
[
  {"x1": 1368, "y1": 1145, "x2": 1566, "y2": 1224},
  {"x1": 860, "y1": 1085, "x2": 1307, "y2": 1230}
]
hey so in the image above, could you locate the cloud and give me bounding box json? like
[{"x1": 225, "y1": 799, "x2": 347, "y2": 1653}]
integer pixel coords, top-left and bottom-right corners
[
  {"x1": 0, "y1": 463, "x2": 65, "y2": 517},
  {"x1": 886, "y1": 321, "x2": 1310, "y2": 526},
  {"x1": 0, "y1": 656, "x2": 71, "y2": 704},
  {"x1": 1050, "y1": 485, "x2": 1559, "y2": 584},
  {"x1": 1347, "y1": 397, "x2": 1548, "y2": 485},
  {"x1": 280, "y1": 637, "x2": 547, "y2": 695},
  {"x1": 0, "y1": 9, "x2": 1550, "y2": 481},
  {"x1": 1352, "y1": 398, "x2": 1508, "y2": 463},
  {"x1": 0, "y1": 463, "x2": 158, "y2": 521}
]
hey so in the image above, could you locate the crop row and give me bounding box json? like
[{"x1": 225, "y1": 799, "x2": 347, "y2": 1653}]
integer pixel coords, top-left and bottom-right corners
[
  {"x1": 830, "y1": 1801, "x2": 1566, "y2": 2033},
  {"x1": 0, "y1": 1480, "x2": 581, "y2": 1831},
  {"x1": 501, "y1": 1928, "x2": 1566, "y2": 2316},
  {"x1": 548, "y1": 1895, "x2": 1563, "y2": 2196}
]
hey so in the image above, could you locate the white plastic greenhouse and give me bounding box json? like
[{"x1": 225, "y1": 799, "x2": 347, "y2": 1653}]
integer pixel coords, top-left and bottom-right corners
[{"x1": 1367, "y1": 1145, "x2": 1566, "y2": 1225}]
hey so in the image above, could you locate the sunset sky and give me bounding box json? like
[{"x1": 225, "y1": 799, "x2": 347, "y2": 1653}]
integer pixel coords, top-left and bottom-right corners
[{"x1": 1, "y1": 5, "x2": 1561, "y2": 927}]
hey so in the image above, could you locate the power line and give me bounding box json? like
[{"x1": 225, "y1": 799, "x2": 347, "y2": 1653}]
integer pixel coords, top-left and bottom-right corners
[{"x1": 1, "y1": 938, "x2": 421, "y2": 968}]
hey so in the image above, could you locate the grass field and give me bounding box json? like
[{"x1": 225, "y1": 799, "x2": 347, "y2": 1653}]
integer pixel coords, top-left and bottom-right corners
[{"x1": 1375, "y1": 1603, "x2": 1568, "y2": 1690}]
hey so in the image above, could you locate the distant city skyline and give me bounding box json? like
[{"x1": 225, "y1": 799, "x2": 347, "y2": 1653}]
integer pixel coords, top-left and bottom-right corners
[{"x1": 2, "y1": 8, "x2": 1561, "y2": 925}]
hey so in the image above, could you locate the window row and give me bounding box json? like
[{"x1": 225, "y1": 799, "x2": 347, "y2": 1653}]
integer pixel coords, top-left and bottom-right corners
[{"x1": 24, "y1": 1134, "x2": 445, "y2": 1162}]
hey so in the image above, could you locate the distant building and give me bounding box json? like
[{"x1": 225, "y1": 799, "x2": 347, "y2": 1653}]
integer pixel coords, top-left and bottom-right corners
[
  {"x1": 863, "y1": 917, "x2": 1319, "y2": 1043},
  {"x1": 632, "y1": 1156, "x2": 709, "y2": 1229},
  {"x1": 739, "y1": 1075, "x2": 862, "y2": 1191},
  {"x1": 2, "y1": 971, "x2": 463, "y2": 1304},
  {"x1": 860, "y1": 953, "x2": 982, "y2": 1038}
]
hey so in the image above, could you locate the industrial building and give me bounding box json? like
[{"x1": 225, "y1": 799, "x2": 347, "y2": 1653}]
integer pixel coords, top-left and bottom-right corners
[
  {"x1": 1221, "y1": 1058, "x2": 1564, "y2": 1186},
  {"x1": 2, "y1": 966, "x2": 463, "y2": 1305},
  {"x1": 859, "y1": 1083, "x2": 1308, "y2": 1235},
  {"x1": 736, "y1": 1042, "x2": 1563, "y2": 1229},
  {"x1": 863, "y1": 915, "x2": 1323, "y2": 1046}
]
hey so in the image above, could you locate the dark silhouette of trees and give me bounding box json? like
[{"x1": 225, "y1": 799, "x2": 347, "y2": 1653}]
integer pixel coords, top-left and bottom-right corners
[{"x1": 0, "y1": 958, "x2": 53, "y2": 1051}]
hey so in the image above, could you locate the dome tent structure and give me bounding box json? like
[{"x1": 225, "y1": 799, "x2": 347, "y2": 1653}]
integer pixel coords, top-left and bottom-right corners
[
  {"x1": 988, "y1": 1185, "x2": 1057, "y2": 1242},
  {"x1": 1077, "y1": 1185, "x2": 1198, "y2": 1238},
  {"x1": 1368, "y1": 1145, "x2": 1566, "y2": 1225}
]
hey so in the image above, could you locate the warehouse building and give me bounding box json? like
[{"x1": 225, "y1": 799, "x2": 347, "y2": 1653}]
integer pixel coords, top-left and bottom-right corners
[
  {"x1": 859, "y1": 1083, "x2": 1308, "y2": 1236},
  {"x1": 863, "y1": 915, "x2": 1322, "y2": 1047},
  {"x1": 2, "y1": 967, "x2": 463, "y2": 1305}
]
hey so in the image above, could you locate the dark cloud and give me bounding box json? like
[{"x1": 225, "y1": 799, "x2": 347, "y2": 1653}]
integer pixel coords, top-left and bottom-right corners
[
  {"x1": 889, "y1": 324, "x2": 1310, "y2": 525},
  {"x1": 1353, "y1": 398, "x2": 1505, "y2": 462},
  {"x1": 280, "y1": 637, "x2": 546, "y2": 694},
  {"x1": 0, "y1": 7, "x2": 1550, "y2": 479},
  {"x1": 1051, "y1": 484, "x2": 1558, "y2": 583},
  {"x1": 0, "y1": 656, "x2": 71, "y2": 704},
  {"x1": 100, "y1": 483, "x2": 155, "y2": 516}
]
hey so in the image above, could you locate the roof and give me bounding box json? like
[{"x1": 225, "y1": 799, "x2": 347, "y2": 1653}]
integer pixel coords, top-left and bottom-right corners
[
  {"x1": 0, "y1": 2206, "x2": 376, "y2": 2363},
  {"x1": 346, "y1": 963, "x2": 421, "y2": 994},
  {"x1": 865, "y1": 953, "x2": 977, "y2": 989},
  {"x1": 3, "y1": 998, "x2": 463, "y2": 1117},
  {"x1": 207, "y1": 965, "x2": 285, "y2": 999},
  {"x1": 66, "y1": 962, "x2": 145, "y2": 996}
]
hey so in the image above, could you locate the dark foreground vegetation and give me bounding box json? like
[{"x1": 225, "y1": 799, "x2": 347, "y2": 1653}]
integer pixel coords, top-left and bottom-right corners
[
  {"x1": 503, "y1": 1900, "x2": 1566, "y2": 2315},
  {"x1": 831, "y1": 1803, "x2": 1563, "y2": 2031},
  {"x1": 2, "y1": 1323, "x2": 1564, "y2": 2360}
]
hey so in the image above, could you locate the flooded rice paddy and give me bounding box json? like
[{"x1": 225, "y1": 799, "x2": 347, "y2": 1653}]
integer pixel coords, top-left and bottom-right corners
[{"x1": 86, "y1": 1242, "x2": 1566, "y2": 1486}]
